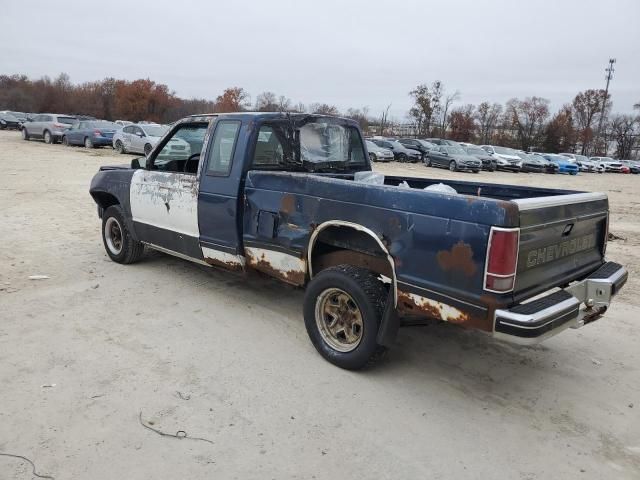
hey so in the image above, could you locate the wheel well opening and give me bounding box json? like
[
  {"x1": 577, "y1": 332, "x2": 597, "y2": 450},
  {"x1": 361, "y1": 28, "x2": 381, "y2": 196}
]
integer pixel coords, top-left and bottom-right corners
[
  {"x1": 310, "y1": 226, "x2": 392, "y2": 279},
  {"x1": 91, "y1": 192, "x2": 120, "y2": 213}
]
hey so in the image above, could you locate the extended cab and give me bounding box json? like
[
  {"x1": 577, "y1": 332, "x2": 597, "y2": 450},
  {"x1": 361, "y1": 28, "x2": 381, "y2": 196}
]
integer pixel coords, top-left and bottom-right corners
[{"x1": 90, "y1": 113, "x2": 628, "y2": 369}]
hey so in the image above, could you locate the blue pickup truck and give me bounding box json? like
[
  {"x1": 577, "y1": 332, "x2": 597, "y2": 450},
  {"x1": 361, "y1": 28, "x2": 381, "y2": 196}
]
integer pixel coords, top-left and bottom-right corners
[{"x1": 89, "y1": 113, "x2": 628, "y2": 369}]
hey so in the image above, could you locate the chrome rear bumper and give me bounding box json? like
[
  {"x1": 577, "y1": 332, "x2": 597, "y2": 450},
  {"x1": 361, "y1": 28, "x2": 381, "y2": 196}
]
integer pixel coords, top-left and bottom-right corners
[{"x1": 493, "y1": 261, "x2": 628, "y2": 344}]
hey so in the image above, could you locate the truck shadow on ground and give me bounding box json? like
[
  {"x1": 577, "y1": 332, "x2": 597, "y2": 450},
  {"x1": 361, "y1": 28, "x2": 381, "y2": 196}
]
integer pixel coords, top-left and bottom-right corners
[{"x1": 140, "y1": 251, "x2": 583, "y2": 402}]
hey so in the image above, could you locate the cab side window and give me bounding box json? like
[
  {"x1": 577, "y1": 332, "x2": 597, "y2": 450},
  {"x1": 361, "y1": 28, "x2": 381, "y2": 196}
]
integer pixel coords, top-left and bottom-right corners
[
  {"x1": 206, "y1": 120, "x2": 241, "y2": 176},
  {"x1": 253, "y1": 125, "x2": 284, "y2": 166}
]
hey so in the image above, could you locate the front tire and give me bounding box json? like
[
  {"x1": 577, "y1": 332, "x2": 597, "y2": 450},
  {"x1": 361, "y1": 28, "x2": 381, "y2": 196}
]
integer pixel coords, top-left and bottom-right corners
[
  {"x1": 101, "y1": 205, "x2": 144, "y2": 264},
  {"x1": 304, "y1": 265, "x2": 387, "y2": 370},
  {"x1": 144, "y1": 143, "x2": 152, "y2": 156},
  {"x1": 369, "y1": 152, "x2": 376, "y2": 162},
  {"x1": 43, "y1": 130, "x2": 53, "y2": 144},
  {"x1": 62, "y1": 136, "x2": 69, "y2": 146},
  {"x1": 21, "y1": 128, "x2": 30, "y2": 141},
  {"x1": 397, "y1": 153, "x2": 407, "y2": 163},
  {"x1": 115, "y1": 140, "x2": 126, "y2": 154},
  {"x1": 84, "y1": 137, "x2": 94, "y2": 149},
  {"x1": 424, "y1": 156, "x2": 432, "y2": 167}
]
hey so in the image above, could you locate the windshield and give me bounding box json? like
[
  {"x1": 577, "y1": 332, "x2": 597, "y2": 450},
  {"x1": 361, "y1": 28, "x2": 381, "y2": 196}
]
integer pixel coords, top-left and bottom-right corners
[
  {"x1": 57, "y1": 116, "x2": 77, "y2": 124},
  {"x1": 365, "y1": 140, "x2": 379, "y2": 150},
  {"x1": 574, "y1": 155, "x2": 589, "y2": 162},
  {"x1": 142, "y1": 125, "x2": 169, "y2": 137},
  {"x1": 494, "y1": 146, "x2": 516, "y2": 155},
  {"x1": 465, "y1": 147, "x2": 485, "y2": 155},
  {"x1": 446, "y1": 146, "x2": 466, "y2": 155},
  {"x1": 529, "y1": 154, "x2": 547, "y2": 162},
  {"x1": 253, "y1": 118, "x2": 366, "y2": 171}
]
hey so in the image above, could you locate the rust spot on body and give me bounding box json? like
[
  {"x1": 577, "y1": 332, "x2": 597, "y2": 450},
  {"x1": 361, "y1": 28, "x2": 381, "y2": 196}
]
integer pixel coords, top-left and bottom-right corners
[
  {"x1": 245, "y1": 250, "x2": 306, "y2": 286},
  {"x1": 281, "y1": 194, "x2": 296, "y2": 215},
  {"x1": 397, "y1": 290, "x2": 491, "y2": 331},
  {"x1": 204, "y1": 257, "x2": 244, "y2": 271},
  {"x1": 436, "y1": 241, "x2": 477, "y2": 277}
]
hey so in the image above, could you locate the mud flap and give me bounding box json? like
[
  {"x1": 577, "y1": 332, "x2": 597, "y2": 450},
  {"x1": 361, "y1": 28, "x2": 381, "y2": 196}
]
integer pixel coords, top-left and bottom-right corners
[{"x1": 376, "y1": 288, "x2": 399, "y2": 347}]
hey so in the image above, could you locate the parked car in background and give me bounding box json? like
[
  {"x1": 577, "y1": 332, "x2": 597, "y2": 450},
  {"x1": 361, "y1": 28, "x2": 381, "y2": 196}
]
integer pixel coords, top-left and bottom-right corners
[
  {"x1": 426, "y1": 145, "x2": 481, "y2": 172},
  {"x1": 542, "y1": 154, "x2": 579, "y2": 175},
  {"x1": 520, "y1": 153, "x2": 557, "y2": 173},
  {"x1": 479, "y1": 145, "x2": 522, "y2": 172},
  {"x1": 115, "y1": 120, "x2": 133, "y2": 127},
  {"x1": 620, "y1": 160, "x2": 640, "y2": 174},
  {"x1": 559, "y1": 153, "x2": 596, "y2": 172},
  {"x1": 464, "y1": 145, "x2": 497, "y2": 171},
  {"x1": 426, "y1": 138, "x2": 460, "y2": 147},
  {"x1": 398, "y1": 138, "x2": 438, "y2": 157},
  {"x1": 365, "y1": 140, "x2": 394, "y2": 162},
  {"x1": 371, "y1": 139, "x2": 421, "y2": 162},
  {"x1": 21, "y1": 113, "x2": 77, "y2": 143},
  {"x1": 62, "y1": 120, "x2": 121, "y2": 148},
  {"x1": 0, "y1": 112, "x2": 22, "y2": 130},
  {"x1": 113, "y1": 123, "x2": 170, "y2": 155},
  {"x1": 590, "y1": 157, "x2": 623, "y2": 172}
]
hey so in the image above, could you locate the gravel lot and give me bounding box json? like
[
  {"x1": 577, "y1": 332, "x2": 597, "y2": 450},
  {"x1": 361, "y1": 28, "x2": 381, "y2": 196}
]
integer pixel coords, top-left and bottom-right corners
[{"x1": 1, "y1": 129, "x2": 639, "y2": 479}]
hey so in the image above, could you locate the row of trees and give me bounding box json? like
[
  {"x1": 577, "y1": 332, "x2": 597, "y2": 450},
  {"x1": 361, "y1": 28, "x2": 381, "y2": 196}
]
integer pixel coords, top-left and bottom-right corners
[
  {"x1": 1, "y1": 73, "x2": 638, "y2": 158},
  {"x1": 407, "y1": 80, "x2": 639, "y2": 158},
  {"x1": 0, "y1": 73, "x2": 353, "y2": 124}
]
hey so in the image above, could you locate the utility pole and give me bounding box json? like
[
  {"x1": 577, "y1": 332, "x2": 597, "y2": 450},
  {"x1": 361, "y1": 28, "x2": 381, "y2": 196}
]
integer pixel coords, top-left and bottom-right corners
[{"x1": 594, "y1": 58, "x2": 615, "y2": 155}]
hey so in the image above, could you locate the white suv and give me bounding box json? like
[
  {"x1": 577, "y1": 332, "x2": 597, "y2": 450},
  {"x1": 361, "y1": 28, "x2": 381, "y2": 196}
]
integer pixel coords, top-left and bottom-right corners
[{"x1": 22, "y1": 114, "x2": 77, "y2": 144}]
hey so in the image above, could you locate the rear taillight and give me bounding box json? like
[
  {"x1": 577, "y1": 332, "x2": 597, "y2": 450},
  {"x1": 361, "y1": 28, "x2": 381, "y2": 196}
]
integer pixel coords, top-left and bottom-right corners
[
  {"x1": 53, "y1": 123, "x2": 67, "y2": 129},
  {"x1": 484, "y1": 227, "x2": 520, "y2": 293},
  {"x1": 94, "y1": 129, "x2": 102, "y2": 137}
]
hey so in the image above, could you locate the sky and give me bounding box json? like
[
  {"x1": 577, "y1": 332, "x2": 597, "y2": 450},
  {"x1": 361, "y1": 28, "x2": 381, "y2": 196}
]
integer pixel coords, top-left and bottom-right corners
[{"x1": 1, "y1": 0, "x2": 638, "y2": 120}]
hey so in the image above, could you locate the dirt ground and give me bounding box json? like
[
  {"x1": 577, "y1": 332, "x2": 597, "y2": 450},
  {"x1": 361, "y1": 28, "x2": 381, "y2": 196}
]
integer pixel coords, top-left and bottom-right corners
[{"x1": 0, "y1": 129, "x2": 638, "y2": 479}]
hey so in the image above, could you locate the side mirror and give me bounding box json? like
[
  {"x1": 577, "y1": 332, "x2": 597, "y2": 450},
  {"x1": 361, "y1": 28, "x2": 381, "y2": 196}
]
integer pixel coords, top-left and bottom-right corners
[{"x1": 131, "y1": 157, "x2": 148, "y2": 169}]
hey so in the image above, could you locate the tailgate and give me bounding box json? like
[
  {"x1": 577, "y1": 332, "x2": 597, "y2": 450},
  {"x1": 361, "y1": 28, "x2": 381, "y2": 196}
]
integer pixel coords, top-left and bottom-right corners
[{"x1": 512, "y1": 193, "x2": 608, "y2": 301}]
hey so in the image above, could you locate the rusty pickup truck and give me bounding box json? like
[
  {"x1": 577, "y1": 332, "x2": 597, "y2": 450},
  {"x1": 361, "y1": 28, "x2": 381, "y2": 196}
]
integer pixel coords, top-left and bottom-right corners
[{"x1": 90, "y1": 113, "x2": 628, "y2": 369}]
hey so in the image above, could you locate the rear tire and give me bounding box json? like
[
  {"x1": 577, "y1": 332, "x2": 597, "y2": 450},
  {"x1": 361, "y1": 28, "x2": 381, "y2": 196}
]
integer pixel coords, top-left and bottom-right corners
[
  {"x1": 397, "y1": 153, "x2": 407, "y2": 163},
  {"x1": 449, "y1": 160, "x2": 457, "y2": 172},
  {"x1": 43, "y1": 130, "x2": 53, "y2": 144},
  {"x1": 304, "y1": 265, "x2": 388, "y2": 370},
  {"x1": 424, "y1": 156, "x2": 432, "y2": 167},
  {"x1": 84, "y1": 137, "x2": 94, "y2": 148},
  {"x1": 144, "y1": 143, "x2": 152, "y2": 156},
  {"x1": 21, "y1": 128, "x2": 29, "y2": 141},
  {"x1": 101, "y1": 205, "x2": 144, "y2": 264},
  {"x1": 62, "y1": 136, "x2": 69, "y2": 146},
  {"x1": 369, "y1": 152, "x2": 376, "y2": 162}
]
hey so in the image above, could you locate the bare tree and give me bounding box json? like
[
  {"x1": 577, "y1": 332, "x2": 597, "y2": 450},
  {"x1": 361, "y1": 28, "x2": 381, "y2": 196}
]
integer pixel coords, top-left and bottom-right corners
[
  {"x1": 379, "y1": 104, "x2": 391, "y2": 136},
  {"x1": 309, "y1": 103, "x2": 340, "y2": 115},
  {"x1": 572, "y1": 89, "x2": 610, "y2": 155},
  {"x1": 475, "y1": 102, "x2": 502, "y2": 144},
  {"x1": 609, "y1": 114, "x2": 639, "y2": 159},
  {"x1": 345, "y1": 107, "x2": 370, "y2": 131},
  {"x1": 505, "y1": 96, "x2": 550, "y2": 151},
  {"x1": 440, "y1": 90, "x2": 460, "y2": 138}
]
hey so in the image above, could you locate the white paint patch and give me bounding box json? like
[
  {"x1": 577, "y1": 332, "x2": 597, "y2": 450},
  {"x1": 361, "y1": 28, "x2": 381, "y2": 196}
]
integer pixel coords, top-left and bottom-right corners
[
  {"x1": 130, "y1": 170, "x2": 199, "y2": 238},
  {"x1": 201, "y1": 247, "x2": 245, "y2": 269},
  {"x1": 245, "y1": 247, "x2": 306, "y2": 282},
  {"x1": 403, "y1": 292, "x2": 467, "y2": 322}
]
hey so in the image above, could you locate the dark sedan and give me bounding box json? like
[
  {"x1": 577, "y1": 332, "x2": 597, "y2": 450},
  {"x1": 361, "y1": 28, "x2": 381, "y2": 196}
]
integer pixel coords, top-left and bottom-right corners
[
  {"x1": 620, "y1": 160, "x2": 640, "y2": 174},
  {"x1": 464, "y1": 146, "x2": 497, "y2": 171},
  {"x1": 62, "y1": 120, "x2": 121, "y2": 148},
  {"x1": 0, "y1": 112, "x2": 22, "y2": 130},
  {"x1": 426, "y1": 145, "x2": 482, "y2": 172},
  {"x1": 372, "y1": 139, "x2": 422, "y2": 162},
  {"x1": 398, "y1": 138, "x2": 438, "y2": 156},
  {"x1": 515, "y1": 152, "x2": 557, "y2": 173}
]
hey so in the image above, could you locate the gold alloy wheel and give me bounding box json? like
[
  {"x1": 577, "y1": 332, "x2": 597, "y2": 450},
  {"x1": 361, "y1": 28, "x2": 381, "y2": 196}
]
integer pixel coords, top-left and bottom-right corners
[{"x1": 315, "y1": 288, "x2": 364, "y2": 352}]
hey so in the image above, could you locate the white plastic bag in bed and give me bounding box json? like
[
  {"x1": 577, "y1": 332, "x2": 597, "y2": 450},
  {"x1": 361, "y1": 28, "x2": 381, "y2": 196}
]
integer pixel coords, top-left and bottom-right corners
[
  {"x1": 424, "y1": 183, "x2": 457, "y2": 194},
  {"x1": 354, "y1": 171, "x2": 385, "y2": 185}
]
